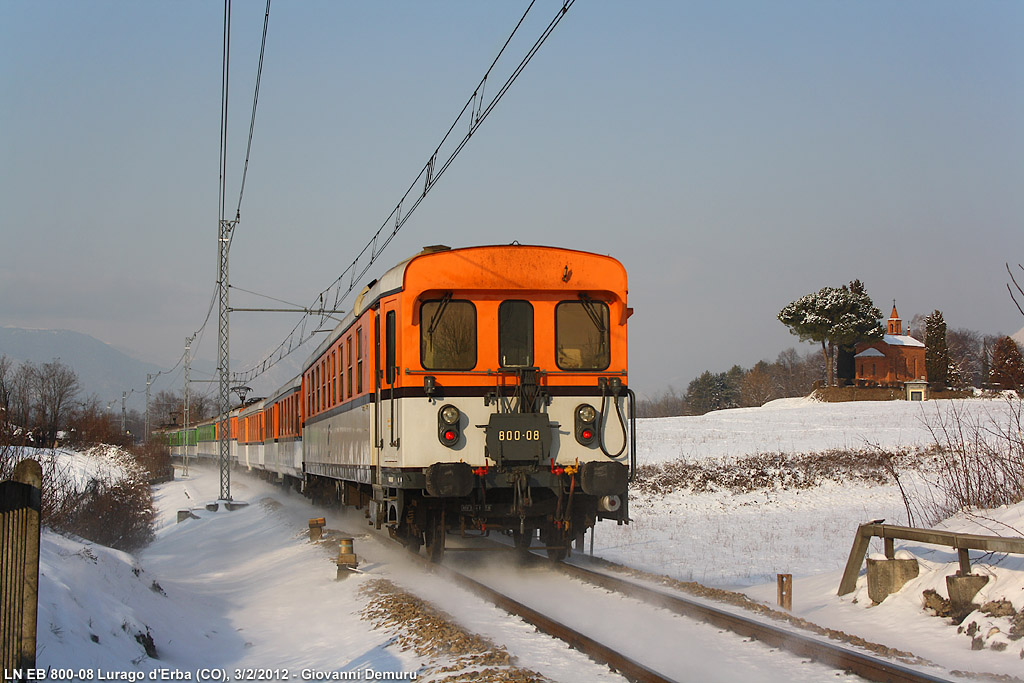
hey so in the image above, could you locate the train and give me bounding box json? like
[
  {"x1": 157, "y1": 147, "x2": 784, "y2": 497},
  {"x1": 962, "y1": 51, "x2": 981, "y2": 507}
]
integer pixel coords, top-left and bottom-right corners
[{"x1": 166, "y1": 244, "x2": 635, "y2": 560}]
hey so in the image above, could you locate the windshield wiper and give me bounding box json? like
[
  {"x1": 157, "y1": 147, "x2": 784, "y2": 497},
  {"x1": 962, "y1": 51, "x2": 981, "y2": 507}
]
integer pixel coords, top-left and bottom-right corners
[
  {"x1": 578, "y1": 293, "x2": 607, "y2": 334},
  {"x1": 427, "y1": 291, "x2": 454, "y2": 345}
]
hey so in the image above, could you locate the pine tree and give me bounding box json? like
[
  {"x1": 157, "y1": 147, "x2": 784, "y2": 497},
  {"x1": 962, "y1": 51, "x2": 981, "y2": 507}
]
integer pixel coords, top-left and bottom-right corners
[
  {"x1": 989, "y1": 336, "x2": 1024, "y2": 391},
  {"x1": 685, "y1": 369, "x2": 744, "y2": 415},
  {"x1": 923, "y1": 310, "x2": 949, "y2": 389},
  {"x1": 778, "y1": 283, "x2": 884, "y2": 386},
  {"x1": 685, "y1": 371, "x2": 722, "y2": 416},
  {"x1": 981, "y1": 340, "x2": 991, "y2": 388},
  {"x1": 837, "y1": 280, "x2": 868, "y2": 385}
]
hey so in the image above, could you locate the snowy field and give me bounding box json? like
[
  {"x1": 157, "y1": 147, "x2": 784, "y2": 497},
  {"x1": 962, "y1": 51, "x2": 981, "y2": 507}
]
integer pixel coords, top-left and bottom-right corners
[
  {"x1": 597, "y1": 396, "x2": 1020, "y2": 583},
  {"x1": 28, "y1": 397, "x2": 1024, "y2": 680}
]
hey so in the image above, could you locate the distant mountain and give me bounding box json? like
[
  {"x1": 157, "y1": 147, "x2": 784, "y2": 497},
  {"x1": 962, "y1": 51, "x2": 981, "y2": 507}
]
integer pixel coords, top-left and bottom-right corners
[
  {"x1": 0, "y1": 327, "x2": 164, "y2": 409},
  {"x1": 0, "y1": 327, "x2": 307, "y2": 413}
]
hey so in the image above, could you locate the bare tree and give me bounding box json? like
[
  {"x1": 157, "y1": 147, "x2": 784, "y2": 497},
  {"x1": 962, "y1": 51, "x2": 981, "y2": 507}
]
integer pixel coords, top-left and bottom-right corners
[
  {"x1": 636, "y1": 386, "x2": 688, "y2": 418},
  {"x1": 67, "y1": 395, "x2": 130, "y2": 447},
  {"x1": 152, "y1": 389, "x2": 183, "y2": 427},
  {"x1": 9, "y1": 362, "x2": 36, "y2": 437},
  {"x1": 771, "y1": 347, "x2": 825, "y2": 397},
  {"x1": 947, "y1": 328, "x2": 982, "y2": 389},
  {"x1": 33, "y1": 359, "x2": 80, "y2": 447},
  {"x1": 0, "y1": 354, "x2": 12, "y2": 430},
  {"x1": 740, "y1": 362, "x2": 778, "y2": 407}
]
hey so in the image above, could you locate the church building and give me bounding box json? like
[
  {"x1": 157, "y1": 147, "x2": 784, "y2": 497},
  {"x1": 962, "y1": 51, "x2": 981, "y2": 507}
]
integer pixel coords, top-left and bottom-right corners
[{"x1": 854, "y1": 304, "x2": 927, "y2": 387}]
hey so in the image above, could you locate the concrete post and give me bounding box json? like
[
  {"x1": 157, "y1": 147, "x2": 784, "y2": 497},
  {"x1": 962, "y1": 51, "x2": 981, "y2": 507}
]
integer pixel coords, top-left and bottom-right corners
[{"x1": 866, "y1": 556, "x2": 920, "y2": 604}]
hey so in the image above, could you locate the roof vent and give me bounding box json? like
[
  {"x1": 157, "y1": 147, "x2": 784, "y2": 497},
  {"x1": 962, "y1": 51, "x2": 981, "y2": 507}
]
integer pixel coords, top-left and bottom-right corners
[{"x1": 420, "y1": 245, "x2": 451, "y2": 254}]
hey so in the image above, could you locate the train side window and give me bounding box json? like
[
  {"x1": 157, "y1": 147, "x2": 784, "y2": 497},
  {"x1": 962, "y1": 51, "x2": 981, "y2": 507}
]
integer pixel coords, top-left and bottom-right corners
[
  {"x1": 421, "y1": 298, "x2": 476, "y2": 371},
  {"x1": 386, "y1": 311, "x2": 396, "y2": 385},
  {"x1": 347, "y1": 335, "x2": 354, "y2": 399},
  {"x1": 356, "y1": 327, "x2": 364, "y2": 394},
  {"x1": 555, "y1": 299, "x2": 610, "y2": 370},
  {"x1": 342, "y1": 342, "x2": 350, "y2": 401},
  {"x1": 331, "y1": 350, "x2": 338, "y2": 405},
  {"x1": 498, "y1": 300, "x2": 533, "y2": 368}
]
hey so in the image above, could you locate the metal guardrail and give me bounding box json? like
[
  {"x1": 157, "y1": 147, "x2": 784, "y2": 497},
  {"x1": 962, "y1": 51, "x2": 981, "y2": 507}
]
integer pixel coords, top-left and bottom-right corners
[
  {"x1": 1, "y1": 459, "x2": 42, "y2": 676},
  {"x1": 838, "y1": 522, "x2": 1024, "y2": 596}
]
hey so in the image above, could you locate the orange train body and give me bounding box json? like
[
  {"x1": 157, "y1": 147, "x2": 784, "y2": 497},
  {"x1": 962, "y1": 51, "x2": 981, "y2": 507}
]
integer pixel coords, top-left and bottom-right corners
[{"x1": 169, "y1": 244, "x2": 635, "y2": 560}]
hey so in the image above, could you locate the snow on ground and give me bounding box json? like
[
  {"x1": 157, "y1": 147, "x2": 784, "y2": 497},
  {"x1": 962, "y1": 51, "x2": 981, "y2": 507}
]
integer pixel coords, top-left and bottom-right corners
[
  {"x1": 30, "y1": 397, "x2": 1024, "y2": 680},
  {"x1": 20, "y1": 444, "x2": 139, "y2": 489},
  {"x1": 637, "y1": 395, "x2": 1014, "y2": 463}
]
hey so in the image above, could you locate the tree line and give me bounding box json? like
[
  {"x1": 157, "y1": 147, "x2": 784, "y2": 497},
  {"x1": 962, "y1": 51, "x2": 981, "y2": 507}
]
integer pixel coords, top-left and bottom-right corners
[
  {"x1": 916, "y1": 312, "x2": 1023, "y2": 392},
  {"x1": 637, "y1": 347, "x2": 827, "y2": 418},
  {"x1": 638, "y1": 284, "x2": 1024, "y2": 418},
  {"x1": 0, "y1": 354, "x2": 215, "y2": 447}
]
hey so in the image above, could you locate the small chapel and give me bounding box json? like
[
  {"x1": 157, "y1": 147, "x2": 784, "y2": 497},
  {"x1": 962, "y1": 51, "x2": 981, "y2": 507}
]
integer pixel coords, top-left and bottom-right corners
[{"x1": 854, "y1": 304, "x2": 927, "y2": 387}]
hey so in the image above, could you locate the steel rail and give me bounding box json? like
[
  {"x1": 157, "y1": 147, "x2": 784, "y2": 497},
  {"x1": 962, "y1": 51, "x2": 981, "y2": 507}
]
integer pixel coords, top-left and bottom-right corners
[
  {"x1": 430, "y1": 533, "x2": 956, "y2": 683},
  {"x1": 548, "y1": 558, "x2": 954, "y2": 683},
  {"x1": 426, "y1": 561, "x2": 678, "y2": 683}
]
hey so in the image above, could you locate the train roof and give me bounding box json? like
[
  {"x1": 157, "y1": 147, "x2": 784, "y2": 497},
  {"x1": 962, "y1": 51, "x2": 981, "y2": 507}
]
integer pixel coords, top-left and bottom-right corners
[
  {"x1": 238, "y1": 397, "x2": 266, "y2": 417},
  {"x1": 303, "y1": 243, "x2": 628, "y2": 369},
  {"x1": 266, "y1": 375, "x2": 302, "y2": 404}
]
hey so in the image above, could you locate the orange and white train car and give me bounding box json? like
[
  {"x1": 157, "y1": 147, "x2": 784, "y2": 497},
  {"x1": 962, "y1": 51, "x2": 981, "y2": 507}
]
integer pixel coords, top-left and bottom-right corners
[
  {"x1": 169, "y1": 244, "x2": 635, "y2": 560},
  {"x1": 298, "y1": 244, "x2": 635, "y2": 559}
]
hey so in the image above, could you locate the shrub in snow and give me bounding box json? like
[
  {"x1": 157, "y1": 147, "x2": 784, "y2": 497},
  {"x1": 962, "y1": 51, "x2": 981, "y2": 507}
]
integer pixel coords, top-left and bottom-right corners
[
  {"x1": 2, "y1": 443, "x2": 157, "y2": 551},
  {"x1": 632, "y1": 448, "x2": 895, "y2": 495},
  {"x1": 923, "y1": 396, "x2": 1024, "y2": 518}
]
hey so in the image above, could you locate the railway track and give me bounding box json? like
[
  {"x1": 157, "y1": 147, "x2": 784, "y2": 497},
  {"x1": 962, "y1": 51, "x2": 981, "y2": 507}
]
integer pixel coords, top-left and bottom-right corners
[
  {"x1": 426, "y1": 559, "x2": 676, "y2": 683},
  {"x1": 547, "y1": 557, "x2": 952, "y2": 683},
  {"x1": 419, "y1": 542, "x2": 957, "y2": 683}
]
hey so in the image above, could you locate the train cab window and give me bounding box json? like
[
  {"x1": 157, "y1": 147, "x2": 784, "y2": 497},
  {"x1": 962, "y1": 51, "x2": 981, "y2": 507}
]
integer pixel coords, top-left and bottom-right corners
[
  {"x1": 421, "y1": 298, "x2": 476, "y2": 370},
  {"x1": 555, "y1": 298, "x2": 610, "y2": 370},
  {"x1": 498, "y1": 300, "x2": 533, "y2": 367}
]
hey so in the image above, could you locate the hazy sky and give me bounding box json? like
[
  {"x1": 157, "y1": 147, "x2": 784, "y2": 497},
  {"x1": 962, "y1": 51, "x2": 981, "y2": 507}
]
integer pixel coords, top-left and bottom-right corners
[{"x1": 2, "y1": 1, "x2": 1022, "y2": 399}]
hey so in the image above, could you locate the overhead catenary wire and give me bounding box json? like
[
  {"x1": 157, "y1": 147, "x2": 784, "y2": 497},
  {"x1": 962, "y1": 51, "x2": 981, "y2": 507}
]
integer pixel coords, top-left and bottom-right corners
[
  {"x1": 116, "y1": 2, "x2": 271, "y2": 418},
  {"x1": 232, "y1": 0, "x2": 576, "y2": 384},
  {"x1": 218, "y1": 0, "x2": 232, "y2": 234},
  {"x1": 234, "y1": 0, "x2": 272, "y2": 225},
  {"x1": 229, "y1": 283, "x2": 304, "y2": 309}
]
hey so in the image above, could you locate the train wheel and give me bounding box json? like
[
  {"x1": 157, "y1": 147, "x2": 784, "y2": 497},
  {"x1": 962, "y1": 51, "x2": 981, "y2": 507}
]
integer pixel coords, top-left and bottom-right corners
[
  {"x1": 540, "y1": 523, "x2": 567, "y2": 562},
  {"x1": 404, "y1": 529, "x2": 423, "y2": 555},
  {"x1": 424, "y1": 512, "x2": 445, "y2": 563},
  {"x1": 512, "y1": 526, "x2": 535, "y2": 559},
  {"x1": 393, "y1": 519, "x2": 423, "y2": 554}
]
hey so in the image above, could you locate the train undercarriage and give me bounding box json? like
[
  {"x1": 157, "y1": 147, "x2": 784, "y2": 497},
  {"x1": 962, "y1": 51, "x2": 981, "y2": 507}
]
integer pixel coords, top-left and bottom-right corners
[{"x1": 299, "y1": 456, "x2": 626, "y2": 565}]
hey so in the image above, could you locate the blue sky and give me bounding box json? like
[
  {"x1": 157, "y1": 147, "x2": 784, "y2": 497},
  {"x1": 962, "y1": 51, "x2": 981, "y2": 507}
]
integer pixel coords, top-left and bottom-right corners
[{"x1": 2, "y1": 1, "x2": 1021, "y2": 397}]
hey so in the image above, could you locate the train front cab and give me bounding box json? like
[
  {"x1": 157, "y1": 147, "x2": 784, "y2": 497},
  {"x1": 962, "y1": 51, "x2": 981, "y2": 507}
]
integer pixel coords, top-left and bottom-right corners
[{"x1": 373, "y1": 245, "x2": 635, "y2": 560}]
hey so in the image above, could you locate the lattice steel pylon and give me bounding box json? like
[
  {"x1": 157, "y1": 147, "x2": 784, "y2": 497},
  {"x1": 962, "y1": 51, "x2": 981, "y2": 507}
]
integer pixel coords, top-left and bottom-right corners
[
  {"x1": 184, "y1": 335, "x2": 193, "y2": 477},
  {"x1": 217, "y1": 218, "x2": 236, "y2": 501}
]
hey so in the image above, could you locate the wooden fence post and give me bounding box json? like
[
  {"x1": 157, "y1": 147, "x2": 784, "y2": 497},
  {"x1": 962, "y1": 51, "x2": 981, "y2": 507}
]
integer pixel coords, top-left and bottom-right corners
[
  {"x1": 777, "y1": 574, "x2": 793, "y2": 610},
  {"x1": 2, "y1": 459, "x2": 42, "y2": 676},
  {"x1": 838, "y1": 523, "x2": 872, "y2": 596}
]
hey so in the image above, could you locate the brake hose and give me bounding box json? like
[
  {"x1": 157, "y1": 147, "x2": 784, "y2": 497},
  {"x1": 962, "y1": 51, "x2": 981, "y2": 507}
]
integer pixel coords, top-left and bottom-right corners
[{"x1": 598, "y1": 378, "x2": 628, "y2": 459}]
